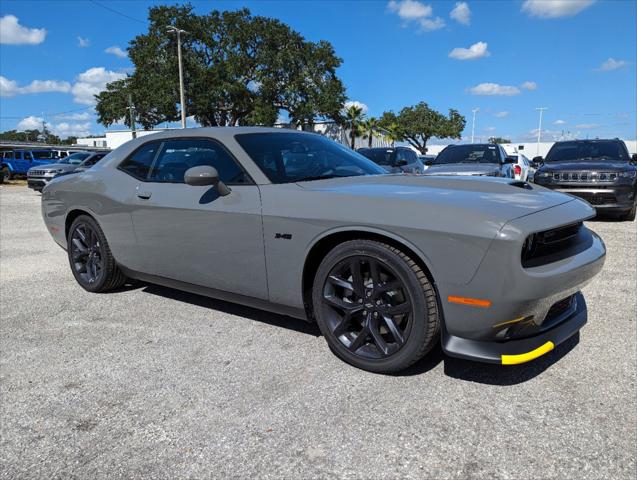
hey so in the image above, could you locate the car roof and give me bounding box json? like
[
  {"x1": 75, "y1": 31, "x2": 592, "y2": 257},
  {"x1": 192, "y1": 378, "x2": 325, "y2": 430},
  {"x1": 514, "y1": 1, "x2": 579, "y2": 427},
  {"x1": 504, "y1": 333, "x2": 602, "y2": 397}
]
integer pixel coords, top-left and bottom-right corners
[
  {"x1": 133, "y1": 126, "x2": 317, "y2": 143},
  {"x1": 553, "y1": 139, "x2": 623, "y2": 144}
]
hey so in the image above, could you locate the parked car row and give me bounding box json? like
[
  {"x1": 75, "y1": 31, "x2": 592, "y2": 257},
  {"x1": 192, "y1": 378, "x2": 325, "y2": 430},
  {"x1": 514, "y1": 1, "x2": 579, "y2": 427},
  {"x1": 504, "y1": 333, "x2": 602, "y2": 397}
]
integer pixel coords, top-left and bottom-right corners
[
  {"x1": 26, "y1": 151, "x2": 108, "y2": 192},
  {"x1": 354, "y1": 139, "x2": 636, "y2": 220}
]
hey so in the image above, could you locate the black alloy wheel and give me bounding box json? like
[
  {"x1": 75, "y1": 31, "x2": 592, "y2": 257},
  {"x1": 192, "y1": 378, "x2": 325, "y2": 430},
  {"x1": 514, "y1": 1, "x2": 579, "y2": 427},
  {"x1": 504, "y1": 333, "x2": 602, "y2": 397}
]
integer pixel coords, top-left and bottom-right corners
[
  {"x1": 313, "y1": 240, "x2": 439, "y2": 373},
  {"x1": 322, "y1": 256, "x2": 412, "y2": 359},
  {"x1": 70, "y1": 222, "x2": 103, "y2": 286},
  {"x1": 67, "y1": 215, "x2": 126, "y2": 292}
]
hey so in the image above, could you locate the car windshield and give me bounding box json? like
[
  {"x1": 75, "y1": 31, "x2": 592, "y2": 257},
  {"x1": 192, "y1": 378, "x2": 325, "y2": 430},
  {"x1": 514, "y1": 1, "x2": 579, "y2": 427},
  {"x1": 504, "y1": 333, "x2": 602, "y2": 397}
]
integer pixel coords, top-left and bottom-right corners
[
  {"x1": 434, "y1": 145, "x2": 500, "y2": 164},
  {"x1": 235, "y1": 132, "x2": 386, "y2": 183},
  {"x1": 57, "y1": 152, "x2": 91, "y2": 165},
  {"x1": 545, "y1": 141, "x2": 629, "y2": 162},
  {"x1": 31, "y1": 151, "x2": 58, "y2": 160},
  {"x1": 358, "y1": 149, "x2": 395, "y2": 166}
]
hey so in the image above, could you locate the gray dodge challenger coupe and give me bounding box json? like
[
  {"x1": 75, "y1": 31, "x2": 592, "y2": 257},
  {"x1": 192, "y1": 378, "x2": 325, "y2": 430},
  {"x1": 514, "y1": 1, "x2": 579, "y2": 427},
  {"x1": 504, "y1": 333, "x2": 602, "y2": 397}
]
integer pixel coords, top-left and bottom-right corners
[{"x1": 41, "y1": 128, "x2": 606, "y2": 373}]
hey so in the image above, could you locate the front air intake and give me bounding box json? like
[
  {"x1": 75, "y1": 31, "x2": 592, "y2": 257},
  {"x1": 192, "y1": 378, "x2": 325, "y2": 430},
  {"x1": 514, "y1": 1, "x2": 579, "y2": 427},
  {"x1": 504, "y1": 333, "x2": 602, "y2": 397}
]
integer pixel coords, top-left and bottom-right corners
[{"x1": 521, "y1": 222, "x2": 592, "y2": 268}]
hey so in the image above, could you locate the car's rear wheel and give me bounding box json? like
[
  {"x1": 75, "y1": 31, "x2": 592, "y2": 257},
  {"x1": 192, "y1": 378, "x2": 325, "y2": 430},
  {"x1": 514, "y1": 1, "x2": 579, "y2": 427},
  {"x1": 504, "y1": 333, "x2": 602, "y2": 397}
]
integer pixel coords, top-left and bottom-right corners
[
  {"x1": 67, "y1": 215, "x2": 126, "y2": 292},
  {"x1": 312, "y1": 240, "x2": 439, "y2": 373}
]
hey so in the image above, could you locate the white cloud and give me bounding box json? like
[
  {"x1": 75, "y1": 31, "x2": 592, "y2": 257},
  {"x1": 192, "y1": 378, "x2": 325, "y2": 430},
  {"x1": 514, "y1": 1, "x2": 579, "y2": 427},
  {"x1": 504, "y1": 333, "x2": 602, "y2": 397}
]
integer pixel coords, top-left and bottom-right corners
[
  {"x1": 344, "y1": 100, "x2": 369, "y2": 114},
  {"x1": 52, "y1": 122, "x2": 92, "y2": 138},
  {"x1": 554, "y1": 119, "x2": 567, "y2": 125},
  {"x1": 575, "y1": 123, "x2": 600, "y2": 129},
  {"x1": 484, "y1": 126, "x2": 496, "y2": 132},
  {"x1": 450, "y1": 2, "x2": 471, "y2": 25},
  {"x1": 54, "y1": 112, "x2": 92, "y2": 121},
  {"x1": 71, "y1": 67, "x2": 126, "y2": 105},
  {"x1": 0, "y1": 15, "x2": 46, "y2": 45},
  {"x1": 469, "y1": 83, "x2": 521, "y2": 96},
  {"x1": 105, "y1": 45, "x2": 127, "y2": 58},
  {"x1": 449, "y1": 41, "x2": 490, "y2": 60},
  {"x1": 494, "y1": 111, "x2": 509, "y2": 118},
  {"x1": 522, "y1": 0, "x2": 595, "y2": 19},
  {"x1": 387, "y1": 0, "x2": 445, "y2": 31},
  {"x1": 16, "y1": 116, "x2": 44, "y2": 131},
  {"x1": 520, "y1": 81, "x2": 538, "y2": 90},
  {"x1": 78, "y1": 36, "x2": 90, "y2": 48},
  {"x1": 0, "y1": 75, "x2": 71, "y2": 97},
  {"x1": 595, "y1": 58, "x2": 629, "y2": 71}
]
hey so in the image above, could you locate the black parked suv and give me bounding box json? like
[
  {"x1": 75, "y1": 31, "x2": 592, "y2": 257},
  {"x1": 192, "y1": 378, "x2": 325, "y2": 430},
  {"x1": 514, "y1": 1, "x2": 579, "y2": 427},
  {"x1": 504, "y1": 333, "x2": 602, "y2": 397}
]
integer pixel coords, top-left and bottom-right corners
[
  {"x1": 357, "y1": 146, "x2": 424, "y2": 174},
  {"x1": 533, "y1": 139, "x2": 637, "y2": 221}
]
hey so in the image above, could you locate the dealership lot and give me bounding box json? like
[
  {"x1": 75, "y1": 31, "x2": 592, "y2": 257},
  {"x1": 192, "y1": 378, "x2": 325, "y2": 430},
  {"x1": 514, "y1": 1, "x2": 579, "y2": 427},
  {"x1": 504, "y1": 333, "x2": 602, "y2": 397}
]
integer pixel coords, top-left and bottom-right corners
[{"x1": 0, "y1": 185, "x2": 635, "y2": 479}]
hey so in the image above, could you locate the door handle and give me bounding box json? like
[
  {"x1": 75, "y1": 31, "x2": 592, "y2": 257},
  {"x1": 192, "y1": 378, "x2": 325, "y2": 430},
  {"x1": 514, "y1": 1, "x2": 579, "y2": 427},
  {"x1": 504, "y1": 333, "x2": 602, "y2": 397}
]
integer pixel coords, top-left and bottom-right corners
[{"x1": 137, "y1": 191, "x2": 152, "y2": 199}]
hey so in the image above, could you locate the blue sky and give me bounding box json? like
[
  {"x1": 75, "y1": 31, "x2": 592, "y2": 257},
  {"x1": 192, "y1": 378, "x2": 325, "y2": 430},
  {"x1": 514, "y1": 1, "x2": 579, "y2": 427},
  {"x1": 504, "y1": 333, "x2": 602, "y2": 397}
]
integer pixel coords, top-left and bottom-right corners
[{"x1": 0, "y1": 0, "x2": 635, "y2": 142}]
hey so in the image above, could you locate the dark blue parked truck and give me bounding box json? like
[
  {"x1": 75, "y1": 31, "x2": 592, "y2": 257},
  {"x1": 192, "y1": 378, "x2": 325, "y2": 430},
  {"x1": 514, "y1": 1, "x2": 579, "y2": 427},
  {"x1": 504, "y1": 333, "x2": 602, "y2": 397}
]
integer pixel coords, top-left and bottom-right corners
[{"x1": 0, "y1": 149, "x2": 60, "y2": 182}]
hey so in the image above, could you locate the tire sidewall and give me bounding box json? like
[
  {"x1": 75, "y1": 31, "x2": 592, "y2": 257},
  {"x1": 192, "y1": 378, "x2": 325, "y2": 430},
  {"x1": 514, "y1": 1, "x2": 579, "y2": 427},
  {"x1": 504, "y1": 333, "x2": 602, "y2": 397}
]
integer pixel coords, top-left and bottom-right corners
[
  {"x1": 312, "y1": 240, "x2": 433, "y2": 372},
  {"x1": 67, "y1": 215, "x2": 111, "y2": 293}
]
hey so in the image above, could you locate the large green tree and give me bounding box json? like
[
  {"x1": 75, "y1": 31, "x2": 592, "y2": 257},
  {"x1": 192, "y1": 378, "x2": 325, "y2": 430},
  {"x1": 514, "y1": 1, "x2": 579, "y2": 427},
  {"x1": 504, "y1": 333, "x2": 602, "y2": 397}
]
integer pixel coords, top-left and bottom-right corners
[
  {"x1": 379, "y1": 102, "x2": 466, "y2": 154},
  {"x1": 95, "y1": 5, "x2": 345, "y2": 129}
]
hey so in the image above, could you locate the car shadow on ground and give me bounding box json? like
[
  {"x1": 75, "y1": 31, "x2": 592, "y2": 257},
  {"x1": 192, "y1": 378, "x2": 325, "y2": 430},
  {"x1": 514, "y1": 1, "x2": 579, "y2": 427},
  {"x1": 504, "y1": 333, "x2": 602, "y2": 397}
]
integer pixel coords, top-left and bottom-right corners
[
  {"x1": 139, "y1": 283, "x2": 321, "y2": 337},
  {"x1": 121, "y1": 281, "x2": 580, "y2": 384}
]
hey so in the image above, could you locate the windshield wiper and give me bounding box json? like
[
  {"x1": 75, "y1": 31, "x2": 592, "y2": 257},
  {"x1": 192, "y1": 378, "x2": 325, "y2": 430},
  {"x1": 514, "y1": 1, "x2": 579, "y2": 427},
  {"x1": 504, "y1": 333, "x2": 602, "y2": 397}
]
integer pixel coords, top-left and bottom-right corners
[{"x1": 293, "y1": 174, "x2": 349, "y2": 182}]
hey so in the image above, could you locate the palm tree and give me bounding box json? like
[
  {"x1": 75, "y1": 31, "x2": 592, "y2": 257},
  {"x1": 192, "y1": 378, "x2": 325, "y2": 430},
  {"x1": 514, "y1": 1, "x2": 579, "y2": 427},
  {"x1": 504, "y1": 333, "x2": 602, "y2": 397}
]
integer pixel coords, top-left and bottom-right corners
[
  {"x1": 379, "y1": 122, "x2": 403, "y2": 147},
  {"x1": 342, "y1": 104, "x2": 366, "y2": 149},
  {"x1": 361, "y1": 117, "x2": 380, "y2": 148}
]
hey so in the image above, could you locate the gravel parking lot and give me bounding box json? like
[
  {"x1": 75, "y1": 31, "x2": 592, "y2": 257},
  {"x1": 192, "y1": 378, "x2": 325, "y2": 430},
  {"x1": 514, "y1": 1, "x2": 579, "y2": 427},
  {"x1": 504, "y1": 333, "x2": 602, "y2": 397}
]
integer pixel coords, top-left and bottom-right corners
[{"x1": 1, "y1": 184, "x2": 635, "y2": 479}]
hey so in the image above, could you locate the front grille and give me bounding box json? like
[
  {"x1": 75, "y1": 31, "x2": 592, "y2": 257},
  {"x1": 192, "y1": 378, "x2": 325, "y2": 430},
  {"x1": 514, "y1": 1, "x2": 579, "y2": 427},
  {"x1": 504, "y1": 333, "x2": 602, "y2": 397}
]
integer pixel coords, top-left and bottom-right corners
[
  {"x1": 29, "y1": 170, "x2": 46, "y2": 177},
  {"x1": 569, "y1": 191, "x2": 617, "y2": 205},
  {"x1": 553, "y1": 171, "x2": 617, "y2": 182},
  {"x1": 521, "y1": 222, "x2": 592, "y2": 268},
  {"x1": 543, "y1": 295, "x2": 577, "y2": 330}
]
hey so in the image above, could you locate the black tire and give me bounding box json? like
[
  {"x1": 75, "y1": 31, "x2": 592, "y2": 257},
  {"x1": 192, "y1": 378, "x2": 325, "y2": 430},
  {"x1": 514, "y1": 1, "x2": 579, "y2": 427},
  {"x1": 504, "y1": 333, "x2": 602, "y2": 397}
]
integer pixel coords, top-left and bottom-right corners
[
  {"x1": 621, "y1": 204, "x2": 636, "y2": 221},
  {"x1": 1, "y1": 167, "x2": 10, "y2": 183},
  {"x1": 67, "y1": 215, "x2": 126, "y2": 292},
  {"x1": 312, "y1": 239, "x2": 439, "y2": 373}
]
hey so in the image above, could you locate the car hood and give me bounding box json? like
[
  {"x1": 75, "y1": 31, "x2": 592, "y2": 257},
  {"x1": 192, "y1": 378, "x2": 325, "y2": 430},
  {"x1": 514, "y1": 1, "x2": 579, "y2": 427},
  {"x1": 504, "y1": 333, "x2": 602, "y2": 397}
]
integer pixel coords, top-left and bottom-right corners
[
  {"x1": 539, "y1": 160, "x2": 633, "y2": 171},
  {"x1": 29, "y1": 163, "x2": 78, "y2": 173},
  {"x1": 296, "y1": 174, "x2": 578, "y2": 226},
  {"x1": 423, "y1": 163, "x2": 500, "y2": 176}
]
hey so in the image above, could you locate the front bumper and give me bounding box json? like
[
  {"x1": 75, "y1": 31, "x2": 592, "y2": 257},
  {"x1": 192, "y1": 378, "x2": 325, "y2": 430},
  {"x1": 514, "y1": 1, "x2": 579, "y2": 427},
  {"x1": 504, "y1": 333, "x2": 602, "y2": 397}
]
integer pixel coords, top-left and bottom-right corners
[
  {"x1": 538, "y1": 182, "x2": 637, "y2": 212},
  {"x1": 442, "y1": 292, "x2": 587, "y2": 364},
  {"x1": 27, "y1": 175, "x2": 54, "y2": 191},
  {"x1": 437, "y1": 199, "x2": 606, "y2": 365}
]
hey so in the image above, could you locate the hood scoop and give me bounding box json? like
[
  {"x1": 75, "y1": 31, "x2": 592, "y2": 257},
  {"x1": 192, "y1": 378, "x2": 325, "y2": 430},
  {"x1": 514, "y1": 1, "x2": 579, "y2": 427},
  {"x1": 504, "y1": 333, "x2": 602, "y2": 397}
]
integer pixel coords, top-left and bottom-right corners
[{"x1": 509, "y1": 181, "x2": 533, "y2": 190}]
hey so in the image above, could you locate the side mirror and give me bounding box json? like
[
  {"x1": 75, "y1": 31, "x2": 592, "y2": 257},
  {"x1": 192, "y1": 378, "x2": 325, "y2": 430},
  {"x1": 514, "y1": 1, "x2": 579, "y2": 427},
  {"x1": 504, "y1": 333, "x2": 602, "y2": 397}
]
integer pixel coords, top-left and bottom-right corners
[
  {"x1": 531, "y1": 156, "x2": 543, "y2": 168},
  {"x1": 184, "y1": 166, "x2": 231, "y2": 196},
  {"x1": 424, "y1": 160, "x2": 434, "y2": 167},
  {"x1": 631, "y1": 153, "x2": 637, "y2": 163}
]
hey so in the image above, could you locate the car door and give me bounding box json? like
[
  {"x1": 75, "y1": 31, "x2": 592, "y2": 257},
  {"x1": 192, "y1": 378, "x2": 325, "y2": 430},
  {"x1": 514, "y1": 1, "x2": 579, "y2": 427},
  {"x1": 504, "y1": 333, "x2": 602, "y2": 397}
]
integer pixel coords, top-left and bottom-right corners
[
  {"x1": 126, "y1": 137, "x2": 268, "y2": 300},
  {"x1": 13, "y1": 151, "x2": 29, "y2": 173}
]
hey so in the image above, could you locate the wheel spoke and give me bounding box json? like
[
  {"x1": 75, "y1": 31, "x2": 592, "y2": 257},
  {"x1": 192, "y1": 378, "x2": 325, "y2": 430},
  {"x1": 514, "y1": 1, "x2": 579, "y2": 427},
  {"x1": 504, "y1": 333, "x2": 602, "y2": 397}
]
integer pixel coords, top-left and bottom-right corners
[
  {"x1": 349, "y1": 259, "x2": 366, "y2": 298},
  {"x1": 381, "y1": 301, "x2": 411, "y2": 316},
  {"x1": 72, "y1": 237, "x2": 88, "y2": 253},
  {"x1": 333, "y1": 313, "x2": 353, "y2": 337},
  {"x1": 348, "y1": 324, "x2": 369, "y2": 352},
  {"x1": 369, "y1": 322, "x2": 390, "y2": 356},
  {"x1": 375, "y1": 281, "x2": 401, "y2": 294},
  {"x1": 327, "y1": 275, "x2": 354, "y2": 292},
  {"x1": 323, "y1": 295, "x2": 364, "y2": 313},
  {"x1": 369, "y1": 260, "x2": 381, "y2": 286},
  {"x1": 382, "y1": 315, "x2": 405, "y2": 345}
]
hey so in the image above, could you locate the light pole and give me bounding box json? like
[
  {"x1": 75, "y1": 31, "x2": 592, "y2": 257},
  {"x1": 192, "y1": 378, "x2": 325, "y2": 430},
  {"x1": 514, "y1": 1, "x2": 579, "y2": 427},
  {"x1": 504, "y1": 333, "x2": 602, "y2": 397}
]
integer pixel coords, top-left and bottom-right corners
[
  {"x1": 535, "y1": 107, "x2": 548, "y2": 156},
  {"x1": 166, "y1": 26, "x2": 188, "y2": 129},
  {"x1": 471, "y1": 108, "x2": 479, "y2": 143}
]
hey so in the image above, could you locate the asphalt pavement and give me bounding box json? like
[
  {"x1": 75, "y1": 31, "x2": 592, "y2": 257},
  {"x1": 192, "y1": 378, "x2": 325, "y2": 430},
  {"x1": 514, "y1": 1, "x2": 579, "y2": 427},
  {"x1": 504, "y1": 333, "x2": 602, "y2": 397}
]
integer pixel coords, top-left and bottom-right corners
[{"x1": 1, "y1": 184, "x2": 635, "y2": 479}]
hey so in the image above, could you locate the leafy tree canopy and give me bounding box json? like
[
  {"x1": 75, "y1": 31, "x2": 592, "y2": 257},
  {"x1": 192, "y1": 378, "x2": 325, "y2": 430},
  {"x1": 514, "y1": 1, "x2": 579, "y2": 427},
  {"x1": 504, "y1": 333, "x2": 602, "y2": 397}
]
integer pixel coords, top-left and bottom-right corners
[
  {"x1": 488, "y1": 136, "x2": 511, "y2": 144},
  {"x1": 96, "y1": 5, "x2": 346, "y2": 129},
  {"x1": 379, "y1": 102, "x2": 466, "y2": 154}
]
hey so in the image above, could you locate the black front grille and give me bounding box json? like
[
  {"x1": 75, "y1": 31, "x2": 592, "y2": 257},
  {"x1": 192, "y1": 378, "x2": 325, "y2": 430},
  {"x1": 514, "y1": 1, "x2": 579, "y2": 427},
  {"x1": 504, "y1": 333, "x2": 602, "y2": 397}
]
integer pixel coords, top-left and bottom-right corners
[
  {"x1": 553, "y1": 171, "x2": 618, "y2": 183},
  {"x1": 569, "y1": 191, "x2": 617, "y2": 205},
  {"x1": 522, "y1": 222, "x2": 592, "y2": 268}
]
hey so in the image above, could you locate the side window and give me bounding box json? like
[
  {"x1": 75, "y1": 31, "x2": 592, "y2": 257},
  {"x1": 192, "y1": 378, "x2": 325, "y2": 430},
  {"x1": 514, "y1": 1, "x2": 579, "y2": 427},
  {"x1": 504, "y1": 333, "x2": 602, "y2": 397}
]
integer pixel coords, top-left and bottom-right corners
[
  {"x1": 24, "y1": 152, "x2": 33, "y2": 161},
  {"x1": 148, "y1": 138, "x2": 249, "y2": 184},
  {"x1": 84, "y1": 154, "x2": 104, "y2": 167},
  {"x1": 119, "y1": 141, "x2": 160, "y2": 180},
  {"x1": 396, "y1": 149, "x2": 408, "y2": 162}
]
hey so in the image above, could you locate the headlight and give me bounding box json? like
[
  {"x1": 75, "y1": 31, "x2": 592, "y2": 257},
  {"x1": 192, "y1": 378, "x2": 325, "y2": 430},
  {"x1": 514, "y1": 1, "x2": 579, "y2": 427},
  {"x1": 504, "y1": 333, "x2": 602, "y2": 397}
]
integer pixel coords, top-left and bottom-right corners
[
  {"x1": 536, "y1": 172, "x2": 551, "y2": 178},
  {"x1": 618, "y1": 170, "x2": 637, "y2": 178}
]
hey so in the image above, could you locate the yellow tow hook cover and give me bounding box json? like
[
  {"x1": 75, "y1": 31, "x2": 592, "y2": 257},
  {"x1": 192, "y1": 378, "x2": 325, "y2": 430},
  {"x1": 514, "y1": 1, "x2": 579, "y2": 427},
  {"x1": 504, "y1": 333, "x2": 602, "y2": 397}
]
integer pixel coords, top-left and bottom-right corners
[{"x1": 501, "y1": 341, "x2": 555, "y2": 365}]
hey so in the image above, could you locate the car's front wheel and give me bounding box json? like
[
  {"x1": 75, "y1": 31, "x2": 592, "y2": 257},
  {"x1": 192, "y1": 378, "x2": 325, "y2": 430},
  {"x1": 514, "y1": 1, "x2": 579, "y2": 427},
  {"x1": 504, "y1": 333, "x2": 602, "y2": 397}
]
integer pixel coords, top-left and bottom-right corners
[
  {"x1": 67, "y1": 215, "x2": 126, "y2": 292},
  {"x1": 312, "y1": 240, "x2": 439, "y2": 373},
  {"x1": 1, "y1": 167, "x2": 10, "y2": 183}
]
